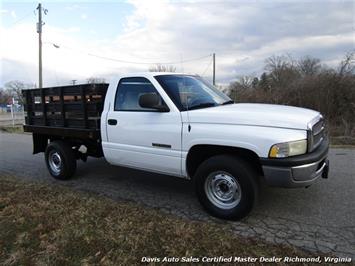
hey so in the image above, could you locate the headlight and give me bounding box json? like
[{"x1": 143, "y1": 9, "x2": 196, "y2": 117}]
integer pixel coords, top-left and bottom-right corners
[{"x1": 269, "y1": 139, "x2": 307, "y2": 158}]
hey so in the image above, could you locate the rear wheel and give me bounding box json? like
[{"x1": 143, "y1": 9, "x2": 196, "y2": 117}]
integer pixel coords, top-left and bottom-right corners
[
  {"x1": 45, "y1": 140, "x2": 77, "y2": 180},
  {"x1": 194, "y1": 155, "x2": 258, "y2": 220}
]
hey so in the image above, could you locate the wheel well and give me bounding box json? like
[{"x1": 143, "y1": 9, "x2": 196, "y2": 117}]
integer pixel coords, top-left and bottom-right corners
[{"x1": 186, "y1": 145, "x2": 263, "y2": 178}]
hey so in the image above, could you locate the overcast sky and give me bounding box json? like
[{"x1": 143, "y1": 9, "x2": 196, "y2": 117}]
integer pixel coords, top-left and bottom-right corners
[{"x1": 0, "y1": 0, "x2": 354, "y2": 87}]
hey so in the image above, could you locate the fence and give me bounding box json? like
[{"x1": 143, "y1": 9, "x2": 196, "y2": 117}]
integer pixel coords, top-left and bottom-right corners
[{"x1": 0, "y1": 105, "x2": 25, "y2": 126}]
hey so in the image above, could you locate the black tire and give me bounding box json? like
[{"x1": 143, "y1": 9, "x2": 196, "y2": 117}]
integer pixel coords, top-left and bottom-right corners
[
  {"x1": 45, "y1": 140, "x2": 77, "y2": 180},
  {"x1": 194, "y1": 155, "x2": 258, "y2": 220}
]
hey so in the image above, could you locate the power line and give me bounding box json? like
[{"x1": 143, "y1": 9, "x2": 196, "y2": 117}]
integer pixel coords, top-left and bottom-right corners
[
  {"x1": 47, "y1": 41, "x2": 212, "y2": 65},
  {"x1": 7, "y1": 11, "x2": 35, "y2": 27},
  {"x1": 212, "y1": 53, "x2": 216, "y2": 85},
  {"x1": 200, "y1": 56, "x2": 213, "y2": 76},
  {"x1": 86, "y1": 51, "x2": 212, "y2": 65}
]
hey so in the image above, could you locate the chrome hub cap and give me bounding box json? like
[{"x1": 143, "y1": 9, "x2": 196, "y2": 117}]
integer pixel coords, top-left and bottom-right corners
[
  {"x1": 48, "y1": 151, "x2": 62, "y2": 175},
  {"x1": 204, "y1": 171, "x2": 242, "y2": 209}
]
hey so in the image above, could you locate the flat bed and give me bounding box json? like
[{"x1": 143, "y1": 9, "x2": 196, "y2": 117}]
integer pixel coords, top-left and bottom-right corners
[
  {"x1": 23, "y1": 83, "x2": 108, "y2": 140},
  {"x1": 22, "y1": 83, "x2": 108, "y2": 157}
]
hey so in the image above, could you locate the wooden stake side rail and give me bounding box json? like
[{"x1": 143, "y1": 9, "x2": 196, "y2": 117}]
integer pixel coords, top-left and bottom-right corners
[{"x1": 22, "y1": 83, "x2": 109, "y2": 140}]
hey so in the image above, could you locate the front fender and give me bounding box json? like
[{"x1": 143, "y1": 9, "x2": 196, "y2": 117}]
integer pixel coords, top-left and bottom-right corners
[{"x1": 183, "y1": 123, "x2": 307, "y2": 158}]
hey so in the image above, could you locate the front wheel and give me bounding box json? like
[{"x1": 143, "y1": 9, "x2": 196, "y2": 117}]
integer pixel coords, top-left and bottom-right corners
[
  {"x1": 194, "y1": 155, "x2": 258, "y2": 220},
  {"x1": 45, "y1": 140, "x2": 77, "y2": 180}
]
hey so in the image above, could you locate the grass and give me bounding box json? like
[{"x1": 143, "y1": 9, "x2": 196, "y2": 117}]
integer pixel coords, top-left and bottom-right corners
[
  {"x1": 0, "y1": 176, "x2": 315, "y2": 266},
  {"x1": 0, "y1": 126, "x2": 23, "y2": 134},
  {"x1": 330, "y1": 136, "x2": 355, "y2": 147}
]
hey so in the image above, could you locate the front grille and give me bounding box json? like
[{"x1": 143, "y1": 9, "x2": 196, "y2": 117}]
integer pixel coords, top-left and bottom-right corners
[{"x1": 308, "y1": 116, "x2": 325, "y2": 152}]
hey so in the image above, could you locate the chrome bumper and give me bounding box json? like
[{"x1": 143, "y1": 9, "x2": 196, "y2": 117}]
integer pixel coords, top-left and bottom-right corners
[{"x1": 262, "y1": 158, "x2": 329, "y2": 188}]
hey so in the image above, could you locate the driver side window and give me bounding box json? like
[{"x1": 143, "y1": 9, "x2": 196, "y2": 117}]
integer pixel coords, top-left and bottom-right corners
[{"x1": 114, "y1": 77, "x2": 164, "y2": 111}]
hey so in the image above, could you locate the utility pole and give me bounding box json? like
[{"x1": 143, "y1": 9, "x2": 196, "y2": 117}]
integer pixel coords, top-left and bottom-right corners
[
  {"x1": 37, "y1": 3, "x2": 47, "y2": 88},
  {"x1": 71, "y1": 80, "x2": 77, "y2": 85},
  {"x1": 37, "y1": 3, "x2": 43, "y2": 88},
  {"x1": 212, "y1": 53, "x2": 216, "y2": 86}
]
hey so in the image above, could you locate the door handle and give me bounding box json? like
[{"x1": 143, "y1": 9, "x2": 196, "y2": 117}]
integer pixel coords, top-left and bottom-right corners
[{"x1": 108, "y1": 119, "x2": 117, "y2": 125}]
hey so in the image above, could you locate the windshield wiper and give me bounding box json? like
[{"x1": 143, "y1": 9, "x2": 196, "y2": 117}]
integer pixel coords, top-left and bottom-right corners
[
  {"x1": 188, "y1": 102, "x2": 217, "y2": 110},
  {"x1": 221, "y1": 100, "x2": 234, "y2": 105}
]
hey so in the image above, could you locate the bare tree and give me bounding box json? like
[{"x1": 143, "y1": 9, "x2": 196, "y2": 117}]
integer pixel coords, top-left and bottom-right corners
[
  {"x1": 229, "y1": 52, "x2": 355, "y2": 142},
  {"x1": 338, "y1": 52, "x2": 355, "y2": 76},
  {"x1": 4, "y1": 80, "x2": 34, "y2": 105},
  {"x1": 0, "y1": 89, "x2": 11, "y2": 105},
  {"x1": 229, "y1": 76, "x2": 257, "y2": 102},
  {"x1": 149, "y1": 64, "x2": 176, "y2": 72},
  {"x1": 259, "y1": 72, "x2": 270, "y2": 91},
  {"x1": 86, "y1": 77, "x2": 106, "y2": 84},
  {"x1": 297, "y1": 56, "x2": 321, "y2": 76},
  {"x1": 265, "y1": 54, "x2": 299, "y2": 86}
]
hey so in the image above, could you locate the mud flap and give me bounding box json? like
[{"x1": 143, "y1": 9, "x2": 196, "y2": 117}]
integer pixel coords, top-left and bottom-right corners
[
  {"x1": 322, "y1": 159, "x2": 329, "y2": 179},
  {"x1": 33, "y1": 133, "x2": 48, "y2": 154}
]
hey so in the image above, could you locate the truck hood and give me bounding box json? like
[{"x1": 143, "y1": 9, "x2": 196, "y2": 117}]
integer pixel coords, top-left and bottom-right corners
[{"x1": 187, "y1": 103, "x2": 320, "y2": 130}]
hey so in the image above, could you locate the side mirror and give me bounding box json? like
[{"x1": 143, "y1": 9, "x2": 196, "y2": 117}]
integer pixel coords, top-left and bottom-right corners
[{"x1": 139, "y1": 93, "x2": 169, "y2": 112}]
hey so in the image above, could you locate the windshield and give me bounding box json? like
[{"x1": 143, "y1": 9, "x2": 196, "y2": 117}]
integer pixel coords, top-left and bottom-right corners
[{"x1": 154, "y1": 75, "x2": 232, "y2": 111}]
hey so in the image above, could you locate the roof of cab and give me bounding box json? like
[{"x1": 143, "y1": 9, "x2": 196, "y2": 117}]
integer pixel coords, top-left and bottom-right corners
[
  {"x1": 110, "y1": 72, "x2": 195, "y2": 84},
  {"x1": 125, "y1": 72, "x2": 186, "y2": 77}
]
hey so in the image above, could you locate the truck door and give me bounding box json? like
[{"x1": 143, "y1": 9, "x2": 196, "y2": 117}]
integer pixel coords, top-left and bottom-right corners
[{"x1": 105, "y1": 77, "x2": 182, "y2": 176}]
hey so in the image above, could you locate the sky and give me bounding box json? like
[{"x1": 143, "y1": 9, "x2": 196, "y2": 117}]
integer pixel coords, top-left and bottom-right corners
[{"x1": 0, "y1": 0, "x2": 354, "y2": 87}]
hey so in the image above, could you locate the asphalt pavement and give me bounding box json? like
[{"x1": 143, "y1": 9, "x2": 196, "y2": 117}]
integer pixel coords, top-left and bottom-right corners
[{"x1": 0, "y1": 132, "x2": 354, "y2": 258}]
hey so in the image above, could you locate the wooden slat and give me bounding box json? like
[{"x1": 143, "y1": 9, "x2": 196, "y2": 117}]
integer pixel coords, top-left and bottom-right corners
[
  {"x1": 80, "y1": 85, "x2": 88, "y2": 129},
  {"x1": 59, "y1": 87, "x2": 66, "y2": 127},
  {"x1": 40, "y1": 88, "x2": 47, "y2": 126},
  {"x1": 25, "y1": 90, "x2": 32, "y2": 125},
  {"x1": 22, "y1": 83, "x2": 108, "y2": 135}
]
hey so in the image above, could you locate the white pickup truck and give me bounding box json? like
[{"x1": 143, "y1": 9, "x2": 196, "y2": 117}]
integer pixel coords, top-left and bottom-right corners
[{"x1": 23, "y1": 72, "x2": 329, "y2": 220}]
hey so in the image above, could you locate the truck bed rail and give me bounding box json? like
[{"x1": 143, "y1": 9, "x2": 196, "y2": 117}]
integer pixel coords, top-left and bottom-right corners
[{"x1": 23, "y1": 83, "x2": 108, "y2": 140}]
